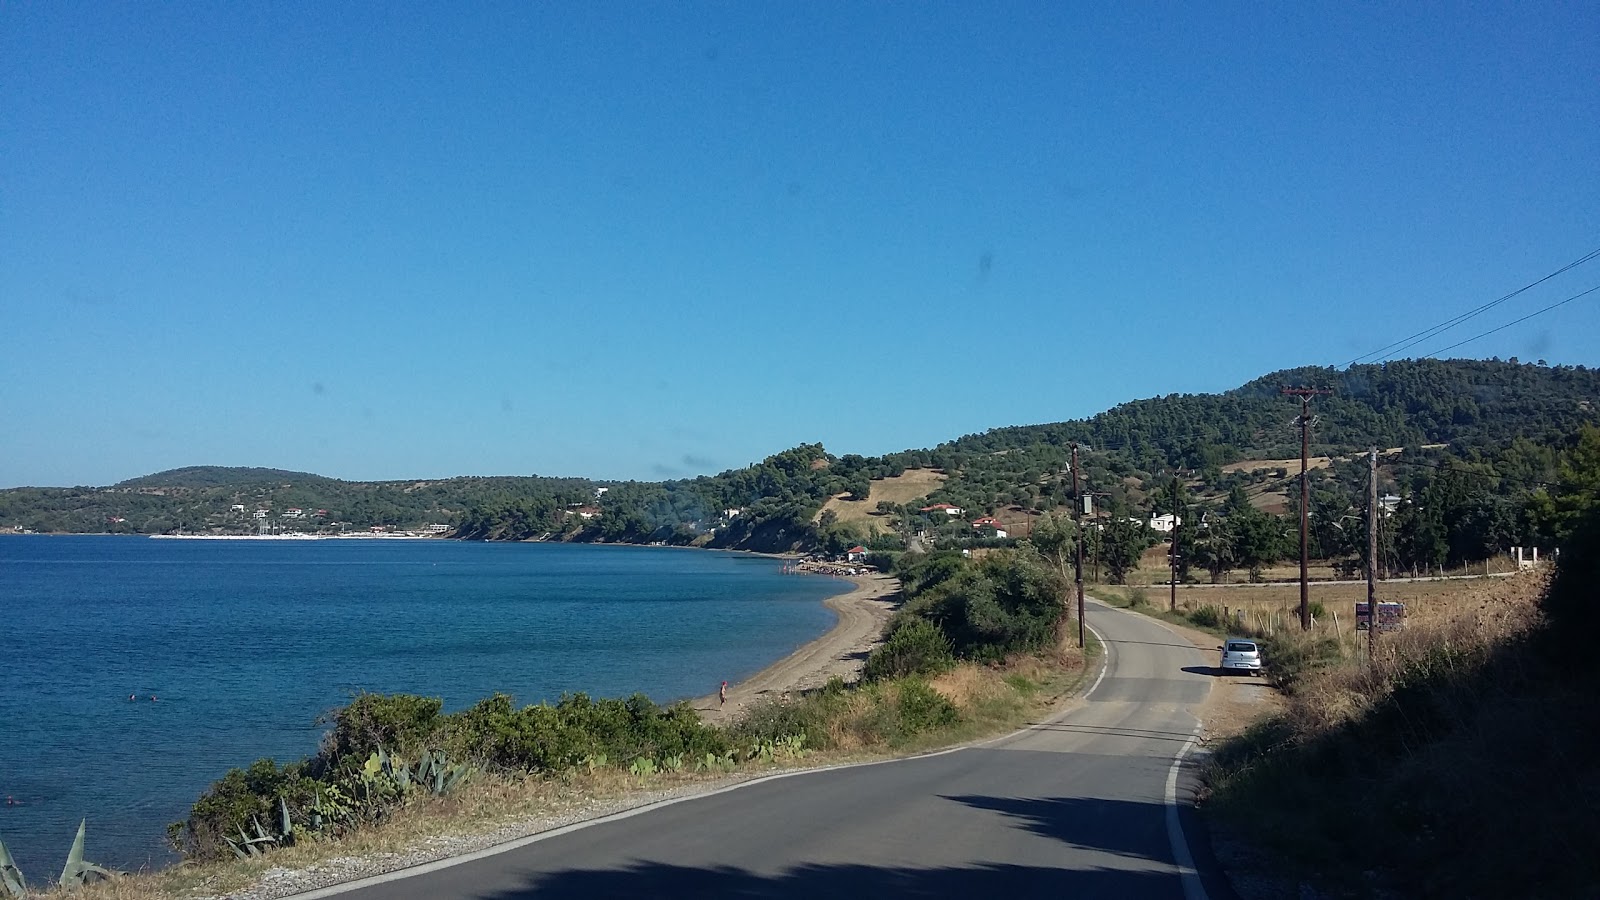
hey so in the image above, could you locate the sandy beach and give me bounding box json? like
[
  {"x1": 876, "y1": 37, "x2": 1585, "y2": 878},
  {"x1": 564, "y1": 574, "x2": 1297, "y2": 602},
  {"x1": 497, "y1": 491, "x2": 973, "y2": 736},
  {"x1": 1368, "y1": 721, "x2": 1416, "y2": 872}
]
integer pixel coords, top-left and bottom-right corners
[{"x1": 693, "y1": 571, "x2": 902, "y2": 722}]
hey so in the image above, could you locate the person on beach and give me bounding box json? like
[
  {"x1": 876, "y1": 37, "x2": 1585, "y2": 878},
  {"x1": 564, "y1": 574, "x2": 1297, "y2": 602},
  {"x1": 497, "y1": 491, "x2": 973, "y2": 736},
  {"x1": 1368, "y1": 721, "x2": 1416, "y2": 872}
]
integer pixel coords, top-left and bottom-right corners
[{"x1": 719, "y1": 681, "x2": 728, "y2": 708}]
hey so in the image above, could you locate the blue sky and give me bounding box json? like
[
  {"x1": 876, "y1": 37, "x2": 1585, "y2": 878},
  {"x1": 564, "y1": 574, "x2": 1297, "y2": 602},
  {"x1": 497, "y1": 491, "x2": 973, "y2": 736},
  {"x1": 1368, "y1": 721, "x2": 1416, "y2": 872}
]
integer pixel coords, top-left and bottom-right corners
[{"x1": 4, "y1": 2, "x2": 1597, "y2": 487}]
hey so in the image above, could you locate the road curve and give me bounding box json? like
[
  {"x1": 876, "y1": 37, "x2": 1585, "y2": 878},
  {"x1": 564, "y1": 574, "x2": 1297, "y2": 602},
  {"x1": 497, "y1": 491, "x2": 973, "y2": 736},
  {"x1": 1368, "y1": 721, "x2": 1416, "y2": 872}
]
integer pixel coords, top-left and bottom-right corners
[{"x1": 303, "y1": 601, "x2": 1221, "y2": 900}]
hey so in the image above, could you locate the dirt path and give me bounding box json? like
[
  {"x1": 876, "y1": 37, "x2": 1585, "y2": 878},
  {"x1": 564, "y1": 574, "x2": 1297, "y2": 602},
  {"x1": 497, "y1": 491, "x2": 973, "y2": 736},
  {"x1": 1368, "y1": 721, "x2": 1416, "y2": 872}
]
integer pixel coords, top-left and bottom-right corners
[{"x1": 693, "y1": 573, "x2": 901, "y2": 723}]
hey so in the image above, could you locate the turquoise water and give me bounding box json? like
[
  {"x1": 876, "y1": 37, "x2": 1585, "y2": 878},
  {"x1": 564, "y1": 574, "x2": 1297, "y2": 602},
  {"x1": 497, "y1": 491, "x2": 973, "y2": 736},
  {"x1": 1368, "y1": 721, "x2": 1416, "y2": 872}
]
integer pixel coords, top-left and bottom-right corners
[{"x1": 0, "y1": 536, "x2": 843, "y2": 874}]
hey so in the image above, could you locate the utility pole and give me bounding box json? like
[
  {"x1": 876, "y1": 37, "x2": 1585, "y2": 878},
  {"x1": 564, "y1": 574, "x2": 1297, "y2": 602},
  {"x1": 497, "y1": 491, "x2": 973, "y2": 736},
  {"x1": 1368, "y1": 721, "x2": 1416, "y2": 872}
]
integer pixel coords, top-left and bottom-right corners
[
  {"x1": 1170, "y1": 475, "x2": 1180, "y2": 612},
  {"x1": 1367, "y1": 446, "x2": 1379, "y2": 665},
  {"x1": 1282, "y1": 387, "x2": 1332, "y2": 631},
  {"x1": 1072, "y1": 442, "x2": 1085, "y2": 649}
]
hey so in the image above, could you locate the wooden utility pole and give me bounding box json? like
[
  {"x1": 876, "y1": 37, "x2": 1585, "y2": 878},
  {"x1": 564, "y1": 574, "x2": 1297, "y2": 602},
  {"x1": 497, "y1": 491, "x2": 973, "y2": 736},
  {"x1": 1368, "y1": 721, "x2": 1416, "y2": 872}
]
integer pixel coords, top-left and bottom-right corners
[
  {"x1": 1169, "y1": 476, "x2": 1180, "y2": 612},
  {"x1": 1072, "y1": 442, "x2": 1086, "y2": 649},
  {"x1": 1367, "y1": 446, "x2": 1379, "y2": 665},
  {"x1": 1282, "y1": 387, "x2": 1332, "y2": 631}
]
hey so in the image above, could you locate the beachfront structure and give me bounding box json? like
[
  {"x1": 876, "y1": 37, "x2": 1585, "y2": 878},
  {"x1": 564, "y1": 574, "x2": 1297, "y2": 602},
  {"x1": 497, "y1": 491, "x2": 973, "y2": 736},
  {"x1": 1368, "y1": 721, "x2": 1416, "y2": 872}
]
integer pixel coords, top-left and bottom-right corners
[
  {"x1": 920, "y1": 503, "x2": 964, "y2": 516},
  {"x1": 846, "y1": 545, "x2": 867, "y2": 562}
]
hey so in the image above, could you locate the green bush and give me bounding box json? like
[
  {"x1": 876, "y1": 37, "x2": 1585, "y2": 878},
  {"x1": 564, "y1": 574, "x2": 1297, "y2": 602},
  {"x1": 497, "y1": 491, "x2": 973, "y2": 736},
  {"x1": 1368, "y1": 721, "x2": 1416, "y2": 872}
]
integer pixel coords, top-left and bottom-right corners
[
  {"x1": 174, "y1": 758, "x2": 318, "y2": 859},
  {"x1": 898, "y1": 552, "x2": 1065, "y2": 662},
  {"x1": 319, "y1": 693, "x2": 444, "y2": 768},
  {"x1": 895, "y1": 679, "x2": 959, "y2": 735},
  {"x1": 1188, "y1": 605, "x2": 1223, "y2": 628},
  {"x1": 729, "y1": 691, "x2": 845, "y2": 751},
  {"x1": 182, "y1": 688, "x2": 733, "y2": 861},
  {"x1": 863, "y1": 617, "x2": 954, "y2": 681}
]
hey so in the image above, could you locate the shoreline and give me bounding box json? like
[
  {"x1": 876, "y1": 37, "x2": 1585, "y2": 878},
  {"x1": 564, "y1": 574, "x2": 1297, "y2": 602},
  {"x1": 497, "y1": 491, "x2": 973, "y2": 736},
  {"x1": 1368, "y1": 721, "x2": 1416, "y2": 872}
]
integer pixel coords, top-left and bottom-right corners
[{"x1": 691, "y1": 571, "x2": 902, "y2": 722}]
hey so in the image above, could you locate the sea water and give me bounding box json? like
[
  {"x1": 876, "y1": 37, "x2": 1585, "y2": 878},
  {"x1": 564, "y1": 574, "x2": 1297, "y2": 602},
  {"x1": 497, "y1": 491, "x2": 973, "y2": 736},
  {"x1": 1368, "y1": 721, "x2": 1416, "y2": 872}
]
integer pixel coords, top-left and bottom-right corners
[{"x1": 0, "y1": 536, "x2": 843, "y2": 873}]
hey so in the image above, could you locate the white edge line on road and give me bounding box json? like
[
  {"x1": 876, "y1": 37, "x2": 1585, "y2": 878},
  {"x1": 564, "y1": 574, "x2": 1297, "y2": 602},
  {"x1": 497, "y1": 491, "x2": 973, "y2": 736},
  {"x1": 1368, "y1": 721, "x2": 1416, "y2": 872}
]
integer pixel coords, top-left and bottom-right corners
[
  {"x1": 1083, "y1": 620, "x2": 1111, "y2": 700},
  {"x1": 1165, "y1": 724, "x2": 1209, "y2": 900},
  {"x1": 285, "y1": 610, "x2": 1127, "y2": 900},
  {"x1": 1095, "y1": 597, "x2": 1211, "y2": 900}
]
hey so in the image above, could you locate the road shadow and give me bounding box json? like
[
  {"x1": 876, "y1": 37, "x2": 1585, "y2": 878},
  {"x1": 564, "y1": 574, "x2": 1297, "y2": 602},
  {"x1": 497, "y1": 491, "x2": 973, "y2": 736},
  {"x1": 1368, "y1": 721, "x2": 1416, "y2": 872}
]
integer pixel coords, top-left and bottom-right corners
[
  {"x1": 1106, "y1": 638, "x2": 1202, "y2": 651},
  {"x1": 941, "y1": 794, "x2": 1172, "y2": 862},
  {"x1": 1181, "y1": 665, "x2": 1221, "y2": 677},
  {"x1": 473, "y1": 859, "x2": 1179, "y2": 899}
]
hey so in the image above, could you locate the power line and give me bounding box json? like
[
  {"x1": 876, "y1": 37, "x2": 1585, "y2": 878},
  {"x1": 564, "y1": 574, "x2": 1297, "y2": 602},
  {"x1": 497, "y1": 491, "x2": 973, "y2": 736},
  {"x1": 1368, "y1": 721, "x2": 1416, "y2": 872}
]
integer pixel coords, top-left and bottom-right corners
[
  {"x1": 1423, "y1": 283, "x2": 1600, "y2": 357},
  {"x1": 1341, "y1": 243, "x2": 1600, "y2": 367}
]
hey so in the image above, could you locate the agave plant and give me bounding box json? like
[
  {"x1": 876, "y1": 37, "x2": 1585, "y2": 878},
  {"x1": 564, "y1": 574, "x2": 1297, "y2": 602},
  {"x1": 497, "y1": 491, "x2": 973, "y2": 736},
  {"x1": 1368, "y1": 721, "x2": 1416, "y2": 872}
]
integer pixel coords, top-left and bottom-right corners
[
  {"x1": 58, "y1": 819, "x2": 113, "y2": 888},
  {"x1": 1, "y1": 833, "x2": 26, "y2": 899}
]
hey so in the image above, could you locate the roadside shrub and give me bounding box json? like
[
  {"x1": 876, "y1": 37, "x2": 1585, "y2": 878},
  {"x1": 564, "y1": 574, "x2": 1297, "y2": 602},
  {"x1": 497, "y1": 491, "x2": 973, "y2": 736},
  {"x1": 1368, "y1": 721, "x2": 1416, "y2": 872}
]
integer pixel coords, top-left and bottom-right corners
[
  {"x1": 1188, "y1": 605, "x2": 1223, "y2": 628},
  {"x1": 174, "y1": 757, "x2": 319, "y2": 859},
  {"x1": 729, "y1": 690, "x2": 844, "y2": 751},
  {"x1": 863, "y1": 617, "x2": 954, "y2": 681},
  {"x1": 1541, "y1": 509, "x2": 1600, "y2": 667},
  {"x1": 894, "y1": 679, "x2": 960, "y2": 735},
  {"x1": 1259, "y1": 633, "x2": 1344, "y2": 692},
  {"x1": 1128, "y1": 588, "x2": 1149, "y2": 608},
  {"x1": 319, "y1": 693, "x2": 444, "y2": 768},
  {"x1": 901, "y1": 553, "x2": 1065, "y2": 662},
  {"x1": 452, "y1": 692, "x2": 728, "y2": 772}
]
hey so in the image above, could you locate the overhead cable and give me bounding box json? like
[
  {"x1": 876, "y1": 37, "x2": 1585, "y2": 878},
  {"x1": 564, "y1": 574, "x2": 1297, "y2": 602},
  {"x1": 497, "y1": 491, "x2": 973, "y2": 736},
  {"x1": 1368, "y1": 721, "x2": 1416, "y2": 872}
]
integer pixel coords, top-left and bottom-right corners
[{"x1": 1341, "y1": 243, "x2": 1600, "y2": 367}]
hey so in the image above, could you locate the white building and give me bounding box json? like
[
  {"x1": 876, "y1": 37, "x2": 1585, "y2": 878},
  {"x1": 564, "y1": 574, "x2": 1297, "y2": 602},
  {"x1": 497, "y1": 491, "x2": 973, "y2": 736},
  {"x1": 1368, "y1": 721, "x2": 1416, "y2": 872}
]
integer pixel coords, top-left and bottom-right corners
[{"x1": 1148, "y1": 513, "x2": 1182, "y2": 533}]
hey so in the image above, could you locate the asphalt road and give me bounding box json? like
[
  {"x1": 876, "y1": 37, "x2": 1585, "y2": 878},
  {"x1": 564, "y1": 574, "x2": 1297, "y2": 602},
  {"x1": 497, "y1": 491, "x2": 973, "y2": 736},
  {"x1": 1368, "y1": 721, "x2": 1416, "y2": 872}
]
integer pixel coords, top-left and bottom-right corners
[{"x1": 308, "y1": 601, "x2": 1222, "y2": 900}]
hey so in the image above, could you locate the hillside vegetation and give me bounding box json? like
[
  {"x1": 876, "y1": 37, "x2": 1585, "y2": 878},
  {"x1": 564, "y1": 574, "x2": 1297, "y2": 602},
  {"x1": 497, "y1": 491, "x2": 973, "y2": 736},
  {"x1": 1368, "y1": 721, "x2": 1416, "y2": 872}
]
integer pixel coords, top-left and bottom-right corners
[{"x1": 4, "y1": 359, "x2": 1597, "y2": 568}]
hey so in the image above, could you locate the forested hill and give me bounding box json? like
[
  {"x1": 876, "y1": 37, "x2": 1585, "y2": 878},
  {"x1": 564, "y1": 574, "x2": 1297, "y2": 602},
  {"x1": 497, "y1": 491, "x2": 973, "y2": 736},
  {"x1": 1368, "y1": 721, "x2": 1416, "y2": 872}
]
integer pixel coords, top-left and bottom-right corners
[
  {"x1": 944, "y1": 359, "x2": 1600, "y2": 472},
  {"x1": 3, "y1": 359, "x2": 1597, "y2": 559}
]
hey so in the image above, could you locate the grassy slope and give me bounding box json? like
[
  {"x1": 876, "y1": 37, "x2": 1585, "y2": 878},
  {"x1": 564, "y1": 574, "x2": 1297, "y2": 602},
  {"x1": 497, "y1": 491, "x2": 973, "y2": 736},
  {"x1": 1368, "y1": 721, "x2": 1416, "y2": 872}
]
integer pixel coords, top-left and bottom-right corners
[
  {"x1": 816, "y1": 468, "x2": 948, "y2": 528},
  {"x1": 1195, "y1": 569, "x2": 1600, "y2": 899}
]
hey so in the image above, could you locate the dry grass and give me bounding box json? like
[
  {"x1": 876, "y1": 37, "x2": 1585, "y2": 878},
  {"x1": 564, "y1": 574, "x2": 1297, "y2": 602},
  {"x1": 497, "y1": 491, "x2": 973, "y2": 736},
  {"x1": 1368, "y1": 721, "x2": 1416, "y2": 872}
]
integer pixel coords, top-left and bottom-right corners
[
  {"x1": 58, "y1": 768, "x2": 744, "y2": 900},
  {"x1": 817, "y1": 468, "x2": 947, "y2": 527},
  {"x1": 1200, "y1": 568, "x2": 1571, "y2": 896},
  {"x1": 1220, "y1": 456, "x2": 1333, "y2": 475}
]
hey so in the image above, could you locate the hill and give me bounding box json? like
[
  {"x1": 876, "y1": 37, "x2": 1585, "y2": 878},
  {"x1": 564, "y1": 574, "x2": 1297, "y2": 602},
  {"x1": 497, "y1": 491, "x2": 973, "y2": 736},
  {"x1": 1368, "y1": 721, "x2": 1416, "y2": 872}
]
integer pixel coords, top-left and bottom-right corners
[
  {"x1": 114, "y1": 466, "x2": 333, "y2": 490},
  {"x1": 3, "y1": 359, "x2": 1596, "y2": 564}
]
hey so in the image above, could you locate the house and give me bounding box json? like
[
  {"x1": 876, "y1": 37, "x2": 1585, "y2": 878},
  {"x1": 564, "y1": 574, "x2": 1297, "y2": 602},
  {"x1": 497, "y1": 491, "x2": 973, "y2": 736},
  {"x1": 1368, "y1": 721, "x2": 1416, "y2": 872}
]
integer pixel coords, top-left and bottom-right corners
[
  {"x1": 230, "y1": 504, "x2": 246, "y2": 513},
  {"x1": 283, "y1": 508, "x2": 305, "y2": 519},
  {"x1": 970, "y1": 517, "x2": 1009, "y2": 539},
  {"x1": 1379, "y1": 494, "x2": 1402, "y2": 515},
  {"x1": 1148, "y1": 513, "x2": 1182, "y2": 533},
  {"x1": 421, "y1": 524, "x2": 451, "y2": 534},
  {"x1": 595, "y1": 487, "x2": 609, "y2": 499},
  {"x1": 919, "y1": 503, "x2": 965, "y2": 516},
  {"x1": 575, "y1": 507, "x2": 601, "y2": 520},
  {"x1": 724, "y1": 508, "x2": 743, "y2": 520},
  {"x1": 846, "y1": 545, "x2": 867, "y2": 562},
  {"x1": 253, "y1": 509, "x2": 269, "y2": 519}
]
